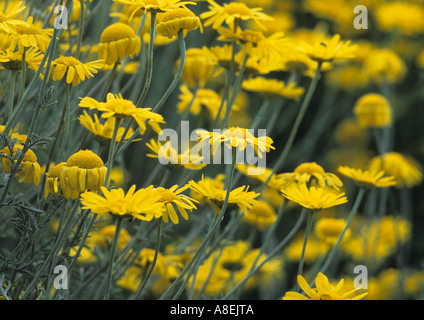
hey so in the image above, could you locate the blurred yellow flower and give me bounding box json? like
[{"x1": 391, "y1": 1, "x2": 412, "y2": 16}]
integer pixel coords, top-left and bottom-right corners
[
  {"x1": 337, "y1": 166, "x2": 396, "y2": 189},
  {"x1": 353, "y1": 93, "x2": 392, "y2": 128},
  {"x1": 242, "y1": 77, "x2": 304, "y2": 100}
]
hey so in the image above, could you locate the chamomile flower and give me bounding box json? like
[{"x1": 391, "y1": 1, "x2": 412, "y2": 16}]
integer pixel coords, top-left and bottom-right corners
[
  {"x1": 78, "y1": 111, "x2": 140, "y2": 146},
  {"x1": 98, "y1": 22, "x2": 141, "y2": 65},
  {"x1": 156, "y1": 7, "x2": 202, "y2": 38},
  {"x1": 152, "y1": 185, "x2": 199, "y2": 224},
  {"x1": 186, "y1": 175, "x2": 260, "y2": 214},
  {"x1": 196, "y1": 127, "x2": 274, "y2": 159},
  {"x1": 79, "y1": 93, "x2": 165, "y2": 135},
  {"x1": 0, "y1": 145, "x2": 41, "y2": 186},
  {"x1": 280, "y1": 183, "x2": 347, "y2": 212},
  {"x1": 60, "y1": 149, "x2": 107, "y2": 199},
  {"x1": 80, "y1": 185, "x2": 162, "y2": 220},
  {"x1": 282, "y1": 273, "x2": 367, "y2": 300},
  {"x1": 200, "y1": 0, "x2": 273, "y2": 31},
  {"x1": 50, "y1": 56, "x2": 104, "y2": 86},
  {"x1": 337, "y1": 166, "x2": 396, "y2": 189}
]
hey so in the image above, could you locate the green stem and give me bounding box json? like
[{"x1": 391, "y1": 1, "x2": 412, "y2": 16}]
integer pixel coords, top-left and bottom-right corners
[
  {"x1": 296, "y1": 209, "x2": 313, "y2": 286},
  {"x1": 222, "y1": 209, "x2": 306, "y2": 299},
  {"x1": 18, "y1": 48, "x2": 26, "y2": 103},
  {"x1": 136, "y1": 11, "x2": 156, "y2": 108},
  {"x1": 104, "y1": 117, "x2": 123, "y2": 187},
  {"x1": 104, "y1": 217, "x2": 125, "y2": 300},
  {"x1": 258, "y1": 62, "x2": 322, "y2": 193},
  {"x1": 8, "y1": 70, "x2": 17, "y2": 122},
  {"x1": 159, "y1": 149, "x2": 237, "y2": 300},
  {"x1": 152, "y1": 29, "x2": 186, "y2": 113},
  {"x1": 318, "y1": 188, "x2": 366, "y2": 275},
  {"x1": 132, "y1": 219, "x2": 163, "y2": 300}
]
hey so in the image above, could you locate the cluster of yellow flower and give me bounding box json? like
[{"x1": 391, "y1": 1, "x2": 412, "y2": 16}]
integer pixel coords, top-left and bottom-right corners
[{"x1": 0, "y1": 0, "x2": 423, "y2": 301}]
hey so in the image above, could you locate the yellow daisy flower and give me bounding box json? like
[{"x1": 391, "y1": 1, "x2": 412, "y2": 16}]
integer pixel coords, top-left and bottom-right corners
[
  {"x1": 156, "y1": 7, "x2": 203, "y2": 38},
  {"x1": 60, "y1": 149, "x2": 107, "y2": 199},
  {"x1": 196, "y1": 126, "x2": 275, "y2": 159},
  {"x1": 98, "y1": 22, "x2": 141, "y2": 65},
  {"x1": 282, "y1": 272, "x2": 368, "y2": 300},
  {"x1": 280, "y1": 183, "x2": 347, "y2": 212},
  {"x1": 186, "y1": 174, "x2": 260, "y2": 214},
  {"x1": 337, "y1": 166, "x2": 396, "y2": 189},
  {"x1": 152, "y1": 185, "x2": 199, "y2": 224},
  {"x1": 314, "y1": 217, "x2": 351, "y2": 246},
  {"x1": 200, "y1": 0, "x2": 273, "y2": 31},
  {"x1": 1, "y1": 16, "x2": 52, "y2": 54},
  {"x1": 79, "y1": 93, "x2": 165, "y2": 135},
  {"x1": 0, "y1": 145, "x2": 41, "y2": 186},
  {"x1": 242, "y1": 200, "x2": 276, "y2": 231},
  {"x1": 299, "y1": 34, "x2": 357, "y2": 63},
  {"x1": 180, "y1": 47, "x2": 218, "y2": 89},
  {"x1": 367, "y1": 152, "x2": 423, "y2": 188},
  {"x1": 78, "y1": 111, "x2": 141, "y2": 146},
  {"x1": 0, "y1": 1, "x2": 28, "y2": 34},
  {"x1": 50, "y1": 56, "x2": 104, "y2": 86},
  {"x1": 80, "y1": 185, "x2": 162, "y2": 220},
  {"x1": 145, "y1": 138, "x2": 206, "y2": 170},
  {"x1": 114, "y1": 0, "x2": 196, "y2": 17},
  {"x1": 242, "y1": 77, "x2": 304, "y2": 101},
  {"x1": 0, "y1": 47, "x2": 43, "y2": 71}
]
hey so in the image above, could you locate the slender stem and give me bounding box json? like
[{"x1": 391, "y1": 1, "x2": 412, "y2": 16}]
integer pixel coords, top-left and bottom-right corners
[
  {"x1": 136, "y1": 11, "x2": 156, "y2": 108},
  {"x1": 56, "y1": 83, "x2": 72, "y2": 157},
  {"x1": 8, "y1": 70, "x2": 17, "y2": 121},
  {"x1": 152, "y1": 29, "x2": 186, "y2": 113},
  {"x1": 160, "y1": 149, "x2": 237, "y2": 300},
  {"x1": 251, "y1": 98, "x2": 272, "y2": 130},
  {"x1": 258, "y1": 62, "x2": 322, "y2": 193},
  {"x1": 319, "y1": 188, "x2": 366, "y2": 275},
  {"x1": 222, "y1": 209, "x2": 306, "y2": 299},
  {"x1": 104, "y1": 217, "x2": 124, "y2": 300},
  {"x1": 104, "y1": 118, "x2": 123, "y2": 187},
  {"x1": 296, "y1": 209, "x2": 313, "y2": 287},
  {"x1": 132, "y1": 219, "x2": 162, "y2": 300},
  {"x1": 18, "y1": 48, "x2": 26, "y2": 103}
]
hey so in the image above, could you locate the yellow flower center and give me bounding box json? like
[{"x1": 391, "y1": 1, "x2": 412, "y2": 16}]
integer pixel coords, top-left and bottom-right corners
[
  {"x1": 224, "y1": 2, "x2": 252, "y2": 16},
  {"x1": 159, "y1": 8, "x2": 196, "y2": 22},
  {"x1": 100, "y1": 23, "x2": 137, "y2": 43},
  {"x1": 155, "y1": 187, "x2": 179, "y2": 203},
  {"x1": 66, "y1": 150, "x2": 104, "y2": 169},
  {"x1": 294, "y1": 162, "x2": 325, "y2": 176}
]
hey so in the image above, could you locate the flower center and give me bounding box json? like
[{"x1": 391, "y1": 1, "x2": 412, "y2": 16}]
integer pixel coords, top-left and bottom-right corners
[
  {"x1": 66, "y1": 150, "x2": 104, "y2": 169},
  {"x1": 155, "y1": 187, "x2": 178, "y2": 203},
  {"x1": 294, "y1": 162, "x2": 325, "y2": 176},
  {"x1": 224, "y1": 3, "x2": 252, "y2": 16},
  {"x1": 100, "y1": 23, "x2": 137, "y2": 43}
]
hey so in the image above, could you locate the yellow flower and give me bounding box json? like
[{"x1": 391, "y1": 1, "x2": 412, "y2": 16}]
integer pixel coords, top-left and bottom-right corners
[
  {"x1": 153, "y1": 185, "x2": 198, "y2": 224},
  {"x1": 282, "y1": 273, "x2": 368, "y2": 300},
  {"x1": 337, "y1": 166, "x2": 396, "y2": 189},
  {"x1": 146, "y1": 138, "x2": 206, "y2": 170},
  {"x1": 367, "y1": 152, "x2": 423, "y2": 188},
  {"x1": 285, "y1": 235, "x2": 329, "y2": 263},
  {"x1": 44, "y1": 162, "x2": 66, "y2": 198},
  {"x1": 242, "y1": 200, "x2": 276, "y2": 230},
  {"x1": 353, "y1": 93, "x2": 392, "y2": 128},
  {"x1": 217, "y1": 27, "x2": 286, "y2": 66},
  {"x1": 60, "y1": 149, "x2": 107, "y2": 199},
  {"x1": 278, "y1": 162, "x2": 344, "y2": 191},
  {"x1": 80, "y1": 185, "x2": 162, "y2": 220},
  {"x1": 314, "y1": 217, "x2": 351, "y2": 246},
  {"x1": 188, "y1": 173, "x2": 224, "y2": 204},
  {"x1": 156, "y1": 7, "x2": 202, "y2": 38},
  {"x1": 180, "y1": 47, "x2": 217, "y2": 89},
  {"x1": 0, "y1": 145, "x2": 41, "y2": 186},
  {"x1": 1, "y1": 16, "x2": 52, "y2": 54},
  {"x1": 114, "y1": 0, "x2": 196, "y2": 22},
  {"x1": 242, "y1": 77, "x2": 304, "y2": 100},
  {"x1": 299, "y1": 34, "x2": 357, "y2": 63},
  {"x1": 0, "y1": 124, "x2": 27, "y2": 144},
  {"x1": 187, "y1": 175, "x2": 259, "y2": 214},
  {"x1": 200, "y1": 0, "x2": 273, "y2": 31},
  {"x1": 88, "y1": 224, "x2": 132, "y2": 251},
  {"x1": 280, "y1": 183, "x2": 347, "y2": 212},
  {"x1": 0, "y1": 1, "x2": 28, "y2": 34},
  {"x1": 0, "y1": 47, "x2": 43, "y2": 71},
  {"x1": 196, "y1": 127, "x2": 275, "y2": 159},
  {"x1": 364, "y1": 48, "x2": 406, "y2": 85},
  {"x1": 98, "y1": 22, "x2": 141, "y2": 65},
  {"x1": 78, "y1": 111, "x2": 141, "y2": 146},
  {"x1": 50, "y1": 56, "x2": 104, "y2": 86},
  {"x1": 374, "y1": 2, "x2": 424, "y2": 36},
  {"x1": 79, "y1": 93, "x2": 165, "y2": 135}
]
